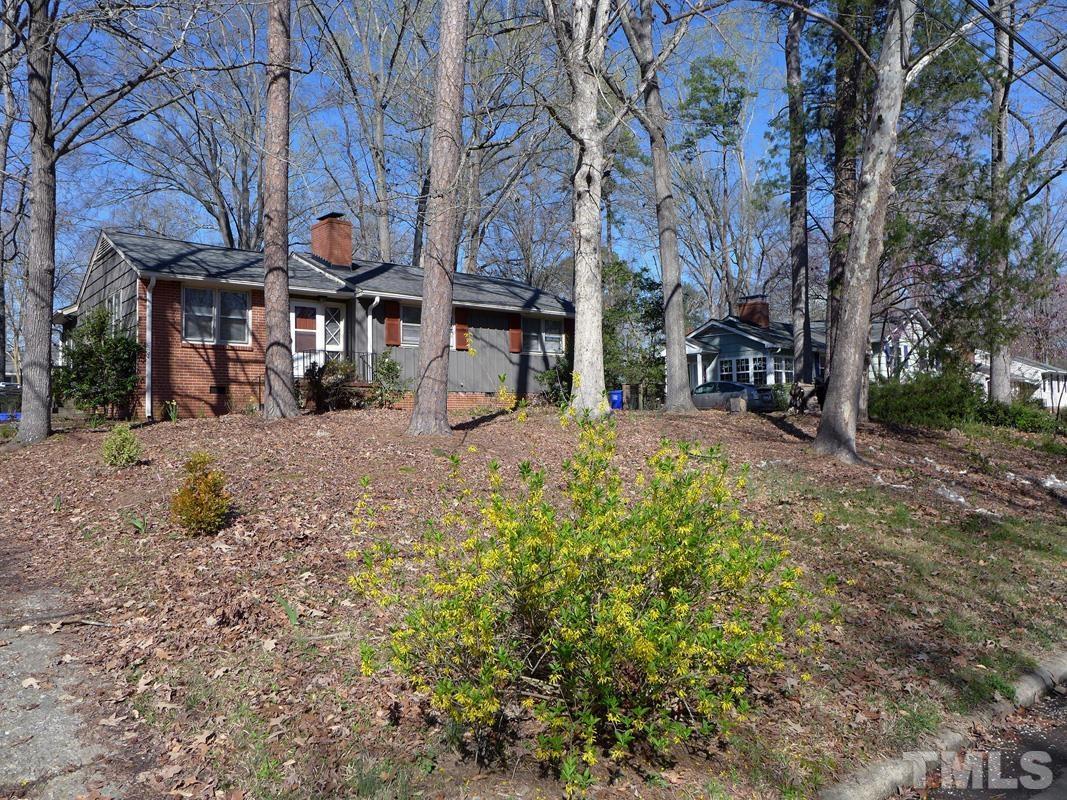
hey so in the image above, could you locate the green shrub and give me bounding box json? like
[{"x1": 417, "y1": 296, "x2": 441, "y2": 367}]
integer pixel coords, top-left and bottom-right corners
[
  {"x1": 369, "y1": 349, "x2": 408, "y2": 408},
  {"x1": 305, "y1": 358, "x2": 359, "y2": 412},
  {"x1": 354, "y1": 418, "x2": 811, "y2": 792},
  {"x1": 102, "y1": 424, "x2": 142, "y2": 467},
  {"x1": 869, "y1": 370, "x2": 984, "y2": 429},
  {"x1": 976, "y1": 400, "x2": 1058, "y2": 434},
  {"x1": 170, "y1": 452, "x2": 231, "y2": 536},
  {"x1": 53, "y1": 306, "x2": 143, "y2": 417},
  {"x1": 536, "y1": 355, "x2": 573, "y2": 407},
  {"x1": 771, "y1": 383, "x2": 790, "y2": 411}
]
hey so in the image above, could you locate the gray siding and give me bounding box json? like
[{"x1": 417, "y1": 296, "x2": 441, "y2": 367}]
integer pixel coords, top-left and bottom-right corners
[
  {"x1": 77, "y1": 238, "x2": 138, "y2": 335},
  {"x1": 363, "y1": 299, "x2": 562, "y2": 394}
]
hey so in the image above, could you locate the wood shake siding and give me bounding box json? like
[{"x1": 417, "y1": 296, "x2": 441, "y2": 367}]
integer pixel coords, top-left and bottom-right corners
[{"x1": 138, "y1": 278, "x2": 267, "y2": 418}]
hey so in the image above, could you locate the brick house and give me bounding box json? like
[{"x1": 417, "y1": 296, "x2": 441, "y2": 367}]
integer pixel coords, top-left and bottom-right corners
[{"x1": 55, "y1": 214, "x2": 574, "y2": 418}]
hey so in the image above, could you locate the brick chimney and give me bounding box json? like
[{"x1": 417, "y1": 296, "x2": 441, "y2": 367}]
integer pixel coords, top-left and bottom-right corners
[
  {"x1": 310, "y1": 212, "x2": 353, "y2": 267},
  {"x1": 737, "y1": 294, "x2": 770, "y2": 328}
]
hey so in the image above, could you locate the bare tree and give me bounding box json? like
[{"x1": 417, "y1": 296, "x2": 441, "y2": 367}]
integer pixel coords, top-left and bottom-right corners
[
  {"x1": 786, "y1": 3, "x2": 813, "y2": 382},
  {"x1": 406, "y1": 0, "x2": 467, "y2": 435},
  {"x1": 813, "y1": 0, "x2": 914, "y2": 461},
  {"x1": 18, "y1": 0, "x2": 195, "y2": 443},
  {"x1": 262, "y1": 0, "x2": 298, "y2": 419},
  {"x1": 618, "y1": 0, "x2": 694, "y2": 411}
]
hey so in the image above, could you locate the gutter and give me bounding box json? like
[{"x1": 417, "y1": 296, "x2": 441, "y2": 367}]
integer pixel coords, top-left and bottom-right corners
[
  {"x1": 144, "y1": 277, "x2": 155, "y2": 419},
  {"x1": 366, "y1": 295, "x2": 381, "y2": 380}
]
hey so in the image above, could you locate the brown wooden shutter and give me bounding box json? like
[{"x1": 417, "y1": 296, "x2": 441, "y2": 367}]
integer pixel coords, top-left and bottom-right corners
[
  {"x1": 508, "y1": 313, "x2": 522, "y2": 354},
  {"x1": 454, "y1": 308, "x2": 469, "y2": 351},
  {"x1": 384, "y1": 301, "x2": 401, "y2": 347},
  {"x1": 564, "y1": 317, "x2": 575, "y2": 353}
]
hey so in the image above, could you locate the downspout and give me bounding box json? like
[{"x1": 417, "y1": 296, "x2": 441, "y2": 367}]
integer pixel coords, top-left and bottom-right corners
[
  {"x1": 366, "y1": 295, "x2": 381, "y2": 380},
  {"x1": 145, "y1": 277, "x2": 155, "y2": 419}
]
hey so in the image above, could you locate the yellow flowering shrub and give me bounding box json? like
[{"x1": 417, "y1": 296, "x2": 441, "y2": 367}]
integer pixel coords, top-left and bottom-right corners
[{"x1": 361, "y1": 418, "x2": 813, "y2": 794}]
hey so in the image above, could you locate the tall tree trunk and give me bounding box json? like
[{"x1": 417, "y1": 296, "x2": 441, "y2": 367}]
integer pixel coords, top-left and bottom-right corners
[
  {"x1": 827, "y1": 0, "x2": 863, "y2": 369},
  {"x1": 568, "y1": 68, "x2": 608, "y2": 415},
  {"x1": 987, "y1": 0, "x2": 1012, "y2": 403},
  {"x1": 18, "y1": 0, "x2": 56, "y2": 444},
  {"x1": 407, "y1": 0, "x2": 467, "y2": 435},
  {"x1": 372, "y1": 104, "x2": 392, "y2": 263},
  {"x1": 462, "y1": 147, "x2": 483, "y2": 273},
  {"x1": 411, "y1": 162, "x2": 430, "y2": 267},
  {"x1": 619, "y1": 1, "x2": 693, "y2": 411},
  {"x1": 262, "y1": 0, "x2": 298, "y2": 420},
  {"x1": 786, "y1": 3, "x2": 813, "y2": 383},
  {"x1": 814, "y1": 0, "x2": 915, "y2": 463},
  {"x1": 0, "y1": 2, "x2": 16, "y2": 381}
]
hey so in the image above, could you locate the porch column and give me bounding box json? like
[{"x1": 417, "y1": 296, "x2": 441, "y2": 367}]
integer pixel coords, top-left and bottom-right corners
[{"x1": 696, "y1": 352, "x2": 704, "y2": 384}]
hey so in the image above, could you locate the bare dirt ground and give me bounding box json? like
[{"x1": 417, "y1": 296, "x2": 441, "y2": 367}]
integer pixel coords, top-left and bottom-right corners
[{"x1": 0, "y1": 408, "x2": 1064, "y2": 798}]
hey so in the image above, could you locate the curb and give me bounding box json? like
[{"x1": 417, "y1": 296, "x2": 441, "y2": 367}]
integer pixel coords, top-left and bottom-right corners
[{"x1": 819, "y1": 647, "x2": 1067, "y2": 800}]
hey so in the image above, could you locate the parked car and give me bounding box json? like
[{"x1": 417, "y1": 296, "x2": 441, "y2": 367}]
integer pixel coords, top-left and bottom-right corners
[{"x1": 692, "y1": 380, "x2": 775, "y2": 411}]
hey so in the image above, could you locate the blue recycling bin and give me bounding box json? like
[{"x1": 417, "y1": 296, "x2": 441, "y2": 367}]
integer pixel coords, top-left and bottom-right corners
[{"x1": 608, "y1": 390, "x2": 624, "y2": 410}]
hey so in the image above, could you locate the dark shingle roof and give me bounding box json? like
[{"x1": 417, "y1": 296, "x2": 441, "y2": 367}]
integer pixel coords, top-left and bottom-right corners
[
  {"x1": 306, "y1": 255, "x2": 573, "y2": 315},
  {"x1": 102, "y1": 230, "x2": 572, "y2": 314},
  {"x1": 693, "y1": 316, "x2": 828, "y2": 351},
  {"x1": 105, "y1": 231, "x2": 349, "y2": 294}
]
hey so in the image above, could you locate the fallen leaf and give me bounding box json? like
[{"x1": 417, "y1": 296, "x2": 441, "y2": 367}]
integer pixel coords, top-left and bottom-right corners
[
  {"x1": 262, "y1": 638, "x2": 276, "y2": 653},
  {"x1": 21, "y1": 677, "x2": 39, "y2": 689}
]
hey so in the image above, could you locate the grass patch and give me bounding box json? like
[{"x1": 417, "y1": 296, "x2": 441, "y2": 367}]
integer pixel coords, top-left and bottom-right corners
[{"x1": 887, "y1": 697, "x2": 942, "y2": 747}]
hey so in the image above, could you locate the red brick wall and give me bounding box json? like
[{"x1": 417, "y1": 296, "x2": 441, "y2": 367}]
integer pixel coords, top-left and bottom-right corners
[{"x1": 138, "y1": 279, "x2": 266, "y2": 419}]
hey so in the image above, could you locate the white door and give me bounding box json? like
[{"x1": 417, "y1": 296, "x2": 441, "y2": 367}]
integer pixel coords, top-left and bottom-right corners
[{"x1": 291, "y1": 302, "x2": 345, "y2": 377}]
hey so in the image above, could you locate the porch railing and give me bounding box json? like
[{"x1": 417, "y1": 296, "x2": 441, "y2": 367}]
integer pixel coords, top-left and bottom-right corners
[{"x1": 293, "y1": 350, "x2": 373, "y2": 382}]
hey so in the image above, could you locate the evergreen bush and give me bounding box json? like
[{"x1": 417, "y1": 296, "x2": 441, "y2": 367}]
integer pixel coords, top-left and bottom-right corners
[
  {"x1": 170, "y1": 452, "x2": 231, "y2": 536},
  {"x1": 101, "y1": 424, "x2": 142, "y2": 467}
]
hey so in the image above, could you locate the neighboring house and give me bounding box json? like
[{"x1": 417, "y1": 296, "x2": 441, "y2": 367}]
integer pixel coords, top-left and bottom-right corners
[
  {"x1": 973, "y1": 351, "x2": 1067, "y2": 413},
  {"x1": 684, "y1": 295, "x2": 827, "y2": 389},
  {"x1": 683, "y1": 295, "x2": 928, "y2": 388},
  {"x1": 54, "y1": 213, "x2": 573, "y2": 418}
]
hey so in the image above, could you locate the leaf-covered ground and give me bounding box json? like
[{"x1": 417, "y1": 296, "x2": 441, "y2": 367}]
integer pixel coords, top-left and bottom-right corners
[{"x1": 1, "y1": 408, "x2": 1064, "y2": 799}]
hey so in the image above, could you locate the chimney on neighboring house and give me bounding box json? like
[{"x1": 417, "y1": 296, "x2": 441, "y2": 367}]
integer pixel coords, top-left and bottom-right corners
[
  {"x1": 310, "y1": 212, "x2": 353, "y2": 267},
  {"x1": 737, "y1": 294, "x2": 770, "y2": 329}
]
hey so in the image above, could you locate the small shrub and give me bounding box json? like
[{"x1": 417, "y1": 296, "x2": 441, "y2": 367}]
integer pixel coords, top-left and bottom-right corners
[
  {"x1": 354, "y1": 418, "x2": 813, "y2": 792},
  {"x1": 536, "y1": 355, "x2": 573, "y2": 407},
  {"x1": 869, "y1": 370, "x2": 984, "y2": 429},
  {"x1": 369, "y1": 349, "x2": 409, "y2": 408},
  {"x1": 496, "y1": 373, "x2": 517, "y2": 411},
  {"x1": 305, "y1": 359, "x2": 359, "y2": 412},
  {"x1": 102, "y1": 424, "x2": 142, "y2": 467},
  {"x1": 170, "y1": 451, "x2": 231, "y2": 536},
  {"x1": 771, "y1": 383, "x2": 790, "y2": 411}
]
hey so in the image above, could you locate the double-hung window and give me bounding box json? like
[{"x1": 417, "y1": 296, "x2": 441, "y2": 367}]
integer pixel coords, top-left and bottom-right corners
[
  {"x1": 104, "y1": 293, "x2": 123, "y2": 331},
  {"x1": 752, "y1": 356, "x2": 767, "y2": 386},
  {"x1": 735, "y1": 357, "x2": 751, "y2": 385},
  {"x1": 182, "y1": 286, "x2": 250, "y2": 344},
  {"x1": 401, "y1": 305, "x2": 421, "y2": 346},
  {"x1": 773, "y1": 356, "x2": 794, "y2": 385},
  {"x1": 719, "y1": 358, "x2": 733, "y2": 382},
  {"x1": 522, "y1": 317, "x2": 565, "y2": 354}
]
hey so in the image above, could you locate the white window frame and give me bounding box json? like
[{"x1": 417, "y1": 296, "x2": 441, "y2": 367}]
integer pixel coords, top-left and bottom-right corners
[
  {"x1": 104, "y1": 292, "x2": 122, "y2": 331},
  {"x1": 182, "y1": 285, "x2": 251, "y2": 345},
  {"x1": 400, "y1": 304, "x2": 421, "y2": 347},
  {"x1": 752, "y1": 355, "x2": 767, "y2": 386},
  {"x1": 773, "y1": 355, "x2": 794, "y2": 385},
  {"x1": 719, "y1": 358, "x2": 733, "y2": 382},
  {"x1": 289, "y1": 301, "x2": 345, "y2": 353},
  {"x1": 735, "y1": 356, "x2": 751, "y2": 385},
  {"x1": 522, "y1": 316, "x2": 565, "y2": 355}
]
